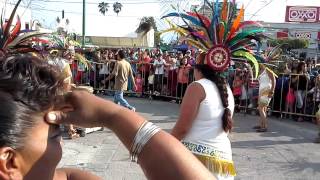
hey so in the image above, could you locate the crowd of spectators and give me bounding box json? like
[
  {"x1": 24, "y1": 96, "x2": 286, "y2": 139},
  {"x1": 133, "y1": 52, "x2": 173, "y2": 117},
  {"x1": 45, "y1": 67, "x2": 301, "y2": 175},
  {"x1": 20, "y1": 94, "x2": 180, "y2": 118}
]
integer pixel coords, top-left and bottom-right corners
[
  {"x1": 69, "y1": 47, "x2": 320, "y2": 121},
  {"x1": 229, "y1": 57, "x2": 320, "y2": 122},
  {"x1": 73, "y1": 48, "x2": 196, "y2": 101}
]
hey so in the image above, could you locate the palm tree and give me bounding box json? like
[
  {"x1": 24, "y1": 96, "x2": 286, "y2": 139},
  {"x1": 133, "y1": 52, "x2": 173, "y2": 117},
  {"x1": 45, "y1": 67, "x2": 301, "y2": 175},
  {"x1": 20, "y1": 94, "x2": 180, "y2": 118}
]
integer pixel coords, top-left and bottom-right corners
[
  {"x1": 98, "y1": 2, "x2": 109, "y2": 15},
  {"x1": 113, "y1": 2, "x2": 123, "y2": 15}
]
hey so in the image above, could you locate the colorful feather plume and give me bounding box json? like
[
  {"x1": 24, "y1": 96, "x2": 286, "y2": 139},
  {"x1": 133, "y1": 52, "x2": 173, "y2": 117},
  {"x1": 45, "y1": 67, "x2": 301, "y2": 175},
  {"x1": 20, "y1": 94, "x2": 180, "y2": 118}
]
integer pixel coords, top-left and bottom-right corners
[
  {"x1": 49, "y1": 34, "x2": 81, "y2": 49},
  {"x1": 49, "y1": 34, "x2": 91, "y2": 69},
  {"x1": 75, "y1": 53, "x2": 91, "y2": 70},
  {"x1": 252, "y1": 43, "x2": 287, "y2": 78},
  {"x1": 0, "y1": 0, "x2": 49, "y2": 54},
  {"x1": 161, "y1": 0, "x2": 268, "y2": 77}
]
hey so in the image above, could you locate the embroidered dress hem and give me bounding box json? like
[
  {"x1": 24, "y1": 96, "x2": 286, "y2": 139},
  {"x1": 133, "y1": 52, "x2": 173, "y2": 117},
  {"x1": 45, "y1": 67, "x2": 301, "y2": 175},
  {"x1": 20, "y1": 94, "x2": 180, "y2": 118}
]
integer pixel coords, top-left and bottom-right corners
[
  {"x1": 194, "y1": 154, "x2": 236, "y2": 176},
  {"x1": 182, "y1": 141, "x2": 236, "y2": 176}
]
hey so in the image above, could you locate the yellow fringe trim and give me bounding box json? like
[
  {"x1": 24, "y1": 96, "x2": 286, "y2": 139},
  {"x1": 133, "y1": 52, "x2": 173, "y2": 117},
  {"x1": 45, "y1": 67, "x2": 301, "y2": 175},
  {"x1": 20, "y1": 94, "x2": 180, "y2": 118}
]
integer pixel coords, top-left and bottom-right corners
[{"x1": 194, "y1": 154, "x2": 236, "y2": 176}]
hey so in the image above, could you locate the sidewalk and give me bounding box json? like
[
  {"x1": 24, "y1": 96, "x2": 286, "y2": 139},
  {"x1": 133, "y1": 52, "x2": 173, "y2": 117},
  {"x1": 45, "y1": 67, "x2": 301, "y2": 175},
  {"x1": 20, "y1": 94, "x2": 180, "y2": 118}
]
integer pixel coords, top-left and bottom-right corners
[
  {"x1": 230, "y1": 113, "x2": 319, "y2": 180},
  {"x1": 59, "y1": 97, "x2": 320, "y2": 180}
]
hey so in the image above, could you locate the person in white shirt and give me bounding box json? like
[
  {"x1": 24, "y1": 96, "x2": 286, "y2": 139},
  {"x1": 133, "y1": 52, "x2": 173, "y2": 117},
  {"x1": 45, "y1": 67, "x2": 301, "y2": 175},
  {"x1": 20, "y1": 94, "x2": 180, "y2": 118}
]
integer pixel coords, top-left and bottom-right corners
[
  {"x1": 99, "y1": 52, "x2": 110, "y2": 89},
  {"x1": 172, "y1": 53, "x2": 236, "y2": 179},
  {"x1": 148, "y1": 69, "x2": 155, "y2": 95},
  {"x1": 153, "y1": 54, "x2": 166, "y2": 94}
]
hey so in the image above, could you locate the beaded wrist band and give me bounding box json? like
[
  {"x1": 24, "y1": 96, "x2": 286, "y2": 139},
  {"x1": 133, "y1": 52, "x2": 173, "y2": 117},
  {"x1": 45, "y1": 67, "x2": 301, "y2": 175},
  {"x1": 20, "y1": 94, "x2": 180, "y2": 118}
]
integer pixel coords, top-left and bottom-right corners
[{"x1": 130, "y1": 122, "x2": 161, "y2": 163}]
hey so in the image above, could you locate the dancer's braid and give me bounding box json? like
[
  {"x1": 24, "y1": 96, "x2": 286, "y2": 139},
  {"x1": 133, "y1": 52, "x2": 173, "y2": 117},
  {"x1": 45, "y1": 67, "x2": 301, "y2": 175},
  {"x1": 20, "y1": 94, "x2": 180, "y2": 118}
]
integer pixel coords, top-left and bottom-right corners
[{"x1": 215, "y1": 76, "x2": 233, "y2": 132}]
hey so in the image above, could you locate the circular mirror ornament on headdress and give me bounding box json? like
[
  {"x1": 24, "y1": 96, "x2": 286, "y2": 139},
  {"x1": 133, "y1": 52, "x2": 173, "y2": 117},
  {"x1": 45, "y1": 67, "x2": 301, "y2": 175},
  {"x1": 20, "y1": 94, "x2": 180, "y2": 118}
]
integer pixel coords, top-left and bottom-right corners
[{"x1": 205, "y1": 45, "x2": 231, "y2": 72}]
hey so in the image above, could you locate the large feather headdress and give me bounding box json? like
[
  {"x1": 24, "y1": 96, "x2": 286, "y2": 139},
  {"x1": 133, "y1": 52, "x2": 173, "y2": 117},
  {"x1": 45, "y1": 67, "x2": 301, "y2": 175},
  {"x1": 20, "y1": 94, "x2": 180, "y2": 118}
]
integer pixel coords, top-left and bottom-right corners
[
  {"x1": 161, "y1": 0, "x2": 267, "y2": 78},
  {"x1": 49, "y1": 33, "x2": 91, "y2": 70},
  {"x1": 0, "y1": 0, "x2": 47, "y2": 56}
]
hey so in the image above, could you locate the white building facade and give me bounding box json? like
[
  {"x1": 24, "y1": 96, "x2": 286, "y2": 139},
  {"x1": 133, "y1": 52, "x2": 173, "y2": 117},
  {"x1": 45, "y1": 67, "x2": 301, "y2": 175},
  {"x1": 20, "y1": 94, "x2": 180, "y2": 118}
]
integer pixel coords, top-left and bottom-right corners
[
  {"x1": 0, "y1": 2, "x2": 32, "y2": 30},
  {"x1": 262, "y1": 22, "x2": 320, "y2": 59}
]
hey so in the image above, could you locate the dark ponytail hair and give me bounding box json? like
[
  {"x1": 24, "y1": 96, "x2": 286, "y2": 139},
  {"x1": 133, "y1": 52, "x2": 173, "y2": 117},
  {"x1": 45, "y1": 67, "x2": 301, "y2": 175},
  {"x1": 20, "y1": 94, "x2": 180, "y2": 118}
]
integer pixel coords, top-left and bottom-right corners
[
  {"x1": 195, "y1": 64, "x2": 233, "y2": 132},
  {"x1": 0, "y1": 54, "x2": 64, "y2": 149}
]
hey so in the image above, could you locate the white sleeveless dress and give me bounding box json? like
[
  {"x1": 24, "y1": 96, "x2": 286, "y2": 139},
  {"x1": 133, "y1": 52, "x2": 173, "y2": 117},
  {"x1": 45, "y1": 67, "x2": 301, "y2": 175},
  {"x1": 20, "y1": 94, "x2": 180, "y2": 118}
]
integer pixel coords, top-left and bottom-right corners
[
  {"x1": 258, "y1": 69, "x2": 272, "y2": 106},
  {"x1": 182, "y1": 78, "x2": 236, "y2": 180}
]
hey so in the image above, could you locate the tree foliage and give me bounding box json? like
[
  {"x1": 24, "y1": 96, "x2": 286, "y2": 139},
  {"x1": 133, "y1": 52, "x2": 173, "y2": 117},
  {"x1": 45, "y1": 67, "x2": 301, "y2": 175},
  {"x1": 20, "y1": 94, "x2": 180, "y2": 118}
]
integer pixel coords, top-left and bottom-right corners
[
  {"x1": 136, "y1": 16, "x2": 162, "y2": 47},
  {"x1": 267, "y1": 38, "x2": 310, "y2": 50},
  {"x1": 136, "y1": 17, "x2": 157, "y2": 33},
  {"x1": 98, "y1": 2, "x2": 122, "y2": 16},
  {"x1": 113, "y1": 2, "x2": 123, "y2": 15},
  {"x1": 98, "y1": 2, "x2": 109, "y2": 16}
]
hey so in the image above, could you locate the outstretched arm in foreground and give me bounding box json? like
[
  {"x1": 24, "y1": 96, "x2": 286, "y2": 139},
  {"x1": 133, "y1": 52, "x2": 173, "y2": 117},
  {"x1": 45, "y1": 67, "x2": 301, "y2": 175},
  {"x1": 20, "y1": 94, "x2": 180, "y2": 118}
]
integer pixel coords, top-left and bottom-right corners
[{"x1": 47, "y1": 91, "x2": 215, "y2": 180}]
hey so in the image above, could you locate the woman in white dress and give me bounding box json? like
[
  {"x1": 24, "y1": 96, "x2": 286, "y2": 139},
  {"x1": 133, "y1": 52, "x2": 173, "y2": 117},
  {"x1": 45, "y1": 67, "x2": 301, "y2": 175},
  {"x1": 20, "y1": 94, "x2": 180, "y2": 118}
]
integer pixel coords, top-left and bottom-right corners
[
  {"x1": 162, "y1": 0, "x2": 267, "y2": 178},
  {"x1": 172, "y1": 53, "x2": 236, "y2": 180},
  {"x1": 254, "y1": 64, "x2": 276, "y2": 132}
]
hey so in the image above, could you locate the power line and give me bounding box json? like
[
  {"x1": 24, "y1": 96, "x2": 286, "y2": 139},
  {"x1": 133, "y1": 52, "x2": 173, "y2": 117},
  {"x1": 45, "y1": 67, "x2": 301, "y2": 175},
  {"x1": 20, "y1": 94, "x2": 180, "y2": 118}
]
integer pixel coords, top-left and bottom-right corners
[
  {"x1": 6, "y1": 2, "x2": 162, "y2": 17},
  {"x1": 21, "y1": 0, "x2": 32, "y2": 16},
  {"x1": 244, "y1": 0, "x2": 254, "y2": 9},
  {"x1": 32, "y1": 0, "x2": 187, "y2": 5},
  {"x1": 249, "y1": 0, "x2": 275, "y2": 20}
]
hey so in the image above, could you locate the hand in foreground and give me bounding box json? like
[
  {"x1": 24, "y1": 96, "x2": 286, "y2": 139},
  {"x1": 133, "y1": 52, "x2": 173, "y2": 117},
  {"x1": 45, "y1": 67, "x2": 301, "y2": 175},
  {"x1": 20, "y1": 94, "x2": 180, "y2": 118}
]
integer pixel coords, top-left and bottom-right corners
[{"x1": 46, "y1": 90, "x2": 121, "y2": 128}]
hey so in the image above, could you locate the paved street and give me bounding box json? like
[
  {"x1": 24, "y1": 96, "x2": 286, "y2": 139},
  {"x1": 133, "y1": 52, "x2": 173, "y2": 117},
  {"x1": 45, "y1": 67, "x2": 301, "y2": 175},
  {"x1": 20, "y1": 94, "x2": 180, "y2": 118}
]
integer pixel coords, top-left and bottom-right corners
[{"x1": 58, "y1": 96, "x2": 320, "y2": 180}]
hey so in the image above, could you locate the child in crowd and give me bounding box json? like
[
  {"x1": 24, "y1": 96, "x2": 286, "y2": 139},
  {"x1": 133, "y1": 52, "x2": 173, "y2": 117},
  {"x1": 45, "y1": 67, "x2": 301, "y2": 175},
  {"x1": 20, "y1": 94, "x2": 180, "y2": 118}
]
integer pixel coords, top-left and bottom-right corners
[
  {"x1": 98, "y1": 61, "x2": 109, "y2": 89},
  {"x1": 148, "y1": 69, "x2": 155, "y2": 95},
  {"x1": 285, "y1": 87, "x2": 295, "y2": 119},
  {"x1": 248, "y1": 76, "x2": 259, "y2": 109},
  {"x1": 153, "y1": 54, "x2": 166, "y2": 95},
  {"x1": 135, "y1": 73, "x2": 143, "y2": 97},
  {"x1": 240, "y1": 69, "x2": 248, "y2": 111},
  {"x1": 285, "y1": 69, "x2": 297, "y2": 119},
  {"x1": 233, "y1": 70, "x2": 243, "y2": 111}
]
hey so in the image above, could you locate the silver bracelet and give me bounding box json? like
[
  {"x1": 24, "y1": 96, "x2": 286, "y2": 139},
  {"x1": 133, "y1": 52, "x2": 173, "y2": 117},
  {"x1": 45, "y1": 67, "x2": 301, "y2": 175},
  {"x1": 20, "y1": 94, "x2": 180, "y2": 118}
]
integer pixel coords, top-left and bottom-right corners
[{"x1": 130, "y1": 122, "x2": 161, "y2": 163}]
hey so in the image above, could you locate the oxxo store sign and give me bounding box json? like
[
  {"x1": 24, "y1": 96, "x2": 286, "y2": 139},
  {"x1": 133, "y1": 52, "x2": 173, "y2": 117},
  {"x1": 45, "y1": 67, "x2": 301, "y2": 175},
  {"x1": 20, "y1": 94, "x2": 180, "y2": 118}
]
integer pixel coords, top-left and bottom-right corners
[
  {"x1": 294, "y1": 32, "x2": 312, "y2": 39},
  {"x1": 285, "y1": 31, "x2": 319, "y2": 49},
  {"x1": 286, "y1": 6, "x2": 320, "y2": 23}
]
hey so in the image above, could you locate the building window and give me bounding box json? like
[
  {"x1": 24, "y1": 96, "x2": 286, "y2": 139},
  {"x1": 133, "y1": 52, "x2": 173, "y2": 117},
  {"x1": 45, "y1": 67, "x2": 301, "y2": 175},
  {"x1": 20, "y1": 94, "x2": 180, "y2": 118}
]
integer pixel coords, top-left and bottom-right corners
[{"x1": 25, "y1": 23, "x2": 29, "y2": 30}]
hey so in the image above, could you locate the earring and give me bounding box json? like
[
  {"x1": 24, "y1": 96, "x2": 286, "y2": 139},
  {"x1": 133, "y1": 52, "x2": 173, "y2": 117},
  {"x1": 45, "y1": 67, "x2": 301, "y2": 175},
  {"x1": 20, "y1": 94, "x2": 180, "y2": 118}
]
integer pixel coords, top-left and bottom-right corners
[{"x1": 0, "y1": 152, "x2": 9, "y2": 160}]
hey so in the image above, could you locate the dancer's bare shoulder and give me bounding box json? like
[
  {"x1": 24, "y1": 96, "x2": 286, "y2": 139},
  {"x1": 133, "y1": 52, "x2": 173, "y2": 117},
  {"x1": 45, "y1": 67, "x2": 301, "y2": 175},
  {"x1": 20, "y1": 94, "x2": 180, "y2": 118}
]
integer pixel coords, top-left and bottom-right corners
[{"x1": 54, "y1": 168, "x2": 102, "y2": 180}]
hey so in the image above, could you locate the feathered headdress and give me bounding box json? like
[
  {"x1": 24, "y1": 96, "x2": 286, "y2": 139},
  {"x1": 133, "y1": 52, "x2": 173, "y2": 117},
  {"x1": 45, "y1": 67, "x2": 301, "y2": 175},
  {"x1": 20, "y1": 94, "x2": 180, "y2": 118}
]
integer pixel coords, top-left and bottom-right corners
[
  {"x1": 49, "y1": 33, "x2": 91, "y2": 70},
  {"x1": 49, "y1": 34, "x2": 80, "y2": 50},
  {"x1": 254, "y1": 42, "x2": 287, "y2": 78},
  {"x1": 161, "y1": 0, "x2": 267, "y2": 78},
  {"x1": 0, "y1": 0, "x2": 48, "y2": 56}
]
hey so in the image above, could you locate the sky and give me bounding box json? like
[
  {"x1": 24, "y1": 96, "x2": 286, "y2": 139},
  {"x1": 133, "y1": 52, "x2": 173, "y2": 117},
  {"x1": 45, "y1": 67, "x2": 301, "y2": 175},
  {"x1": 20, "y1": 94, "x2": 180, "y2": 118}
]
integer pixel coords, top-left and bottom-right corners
[{"x1": 5, "y1": 0, "x2": 320, "y2": 37}]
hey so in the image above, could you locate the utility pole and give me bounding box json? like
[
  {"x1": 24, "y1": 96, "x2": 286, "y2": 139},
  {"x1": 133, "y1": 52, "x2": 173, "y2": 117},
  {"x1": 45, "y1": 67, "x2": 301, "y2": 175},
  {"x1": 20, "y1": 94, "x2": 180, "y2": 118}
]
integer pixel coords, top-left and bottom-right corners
[
  {"x1": 82, "y1": 0, "x2": 86, "y2": 47},
  {"x1": 316, "y1": 40, "x2": 319, "y2": 65}
]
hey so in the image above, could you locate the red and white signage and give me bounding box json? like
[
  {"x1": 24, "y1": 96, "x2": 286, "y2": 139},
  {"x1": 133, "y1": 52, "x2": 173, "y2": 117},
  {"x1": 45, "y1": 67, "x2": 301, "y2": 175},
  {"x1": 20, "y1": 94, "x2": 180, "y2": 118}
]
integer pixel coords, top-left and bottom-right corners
[
  {"x1": 285, "y1": 6, "x2": 320, "y2": 23},
  {"x1": 294, "y1": 32, "x2": 312, "y2": 39},
  {"x1": 277, "y1": 31, "x2": 288, "y2": 39}
]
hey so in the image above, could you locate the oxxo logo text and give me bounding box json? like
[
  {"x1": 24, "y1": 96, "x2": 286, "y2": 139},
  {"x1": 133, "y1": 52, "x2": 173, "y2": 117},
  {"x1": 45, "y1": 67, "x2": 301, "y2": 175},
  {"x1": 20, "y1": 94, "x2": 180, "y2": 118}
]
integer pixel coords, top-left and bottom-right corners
[
  {"x1": 295, "y1": 32, "x2": 312, "y2": 39},
  {"x1": 288, "y1": 7, "x2": 318, "y2": 22}
]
